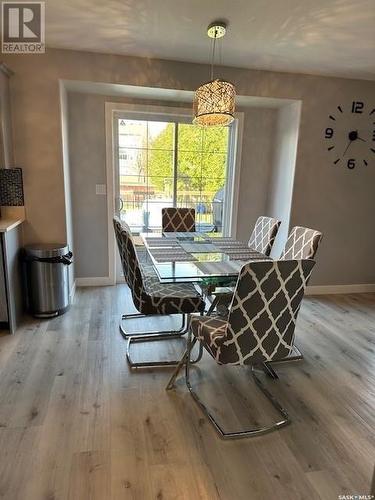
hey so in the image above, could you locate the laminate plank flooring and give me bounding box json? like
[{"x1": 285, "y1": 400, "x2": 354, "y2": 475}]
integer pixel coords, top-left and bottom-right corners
[{"x1": 0, "y1": 286, "x2": 374, "y2": 500}]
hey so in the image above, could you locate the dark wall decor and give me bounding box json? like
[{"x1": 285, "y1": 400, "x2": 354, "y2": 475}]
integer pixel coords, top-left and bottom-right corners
[
  {"x1": 324, "y1": 100, "x2": 375, "y2": 170},
  {"x1": 0, "y1": 167, "x2": 24, "y2": 205}
]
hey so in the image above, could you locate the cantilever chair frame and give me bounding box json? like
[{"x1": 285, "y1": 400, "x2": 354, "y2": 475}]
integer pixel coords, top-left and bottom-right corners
[
  {"x1": 166, "y1": 330, "x2": 290, "y2": 439},
  {"x1": 126, "y1": 319, "x2": 204, "y2": 369},
  {"x1": 120, "y1": 311, "x2": 188, "y2": 340},
  {"x1": 166, "y1": 258, "x2": 315, "y2": 439},
  {"x1": 120, "y1": 312, "x2": 192, "y2": 368},
  {"x1": 113, "y1": 217, "x2": 205, "y2": 368}
]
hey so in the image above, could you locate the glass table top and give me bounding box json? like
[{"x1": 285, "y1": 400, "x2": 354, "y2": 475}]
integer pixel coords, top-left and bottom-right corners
[
  {"x1": 154, "y1": 260, "x2": 243, "y2": 283},
  {"x1": 140, "y1": 231, "x2": 269, "y2": 283}
]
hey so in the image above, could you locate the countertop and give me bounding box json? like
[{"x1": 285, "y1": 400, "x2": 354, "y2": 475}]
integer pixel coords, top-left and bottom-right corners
[
  {"x1": 0, "y1": 206, "x2": 25, "y2": 233},
  {"x1": 0, "y1": 218, "x2": 24, "y2": 233}
]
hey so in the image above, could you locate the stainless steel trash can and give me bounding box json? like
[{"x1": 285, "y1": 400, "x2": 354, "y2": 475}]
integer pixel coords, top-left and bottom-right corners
[{"x1": 24, "y1": 244, "x2": 73, "y2": 318}]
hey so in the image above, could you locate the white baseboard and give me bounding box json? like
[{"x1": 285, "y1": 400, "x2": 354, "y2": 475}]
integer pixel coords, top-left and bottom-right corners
[
  {"x1": 76, "y1": 277, "x2": 114, "y2": 287},
  {"x1": 306, "y1": 284, "x2": 375, "y2": 295},
  {"x1": 75, "y1": 278, "x2": 375, "y2": 295}
]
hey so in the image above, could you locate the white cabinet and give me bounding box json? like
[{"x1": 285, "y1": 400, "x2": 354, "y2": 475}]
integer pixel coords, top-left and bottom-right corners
[
  {"x1": 0, "y1": 225, "x2": 23, "y2": 333},
  {"x1": 0, "y1": 244, "x2": 7, "y2": 322}
]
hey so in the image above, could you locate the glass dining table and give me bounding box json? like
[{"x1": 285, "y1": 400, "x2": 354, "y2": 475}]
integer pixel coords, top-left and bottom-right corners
[{"x1": 140, "y1": 231, "x2": 270, "y2": 284}]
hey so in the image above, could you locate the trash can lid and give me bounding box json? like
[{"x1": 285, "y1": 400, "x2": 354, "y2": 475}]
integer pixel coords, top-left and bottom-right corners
[{"x1": 24, "y1": 243, "x2": 70, "y2": 259}]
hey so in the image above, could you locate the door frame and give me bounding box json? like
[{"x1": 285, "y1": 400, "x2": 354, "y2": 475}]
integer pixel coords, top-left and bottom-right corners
[{"x1": 105, "y1": 101, "x2": 244, "y2": 285}]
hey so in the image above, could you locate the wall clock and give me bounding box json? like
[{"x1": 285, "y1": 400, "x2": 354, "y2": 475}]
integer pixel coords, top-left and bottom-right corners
[{"x1": 324, "y1": 101, "x2": 375, "y2": 169}]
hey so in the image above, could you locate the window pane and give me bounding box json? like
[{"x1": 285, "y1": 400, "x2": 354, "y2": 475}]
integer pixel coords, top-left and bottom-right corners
[
  {"x1": 178, "y1": 151, "x2": 203, "y2": 179},
  {"x1": 119, "y1": 148, "x2": 147, "y2": 176},
  {"x1": 120, "y1": 176, "x2": 174, "y2": 232},
  {"x1": 201, "y1": 153, "x2": 227, "y2": 179},
  {"x1": 176, "y1": 177, "x2": 202, "y2": 201},
  {"x1": 148, "y1": 121, "x2": 174, "y2": 150},
  {"x1": 202, "y1": 127, "x2": 229, "y2": 153},
  {"x1": 118, "y1": 119, "x2": 147, "y2": 148},
  {"x1": 117, "y1": 117, "x2": 232, "y2": 235},
  {"x1": 148, "y1": 176, "x2": 174, "y2": 200},
  {"x1": 178, "y1": 124, "x2": 203, "y2": 152},
  {"x1": 144, "y1": 188, "x2": 174, "y2": 231},
  {"x1": 148, "y1": 149, "x2": 173, "y2": 179},
  {"x1": 199, "y1": 177, "x2": 225, "y2": 193},
  {"x1": 119, "y1": 175, "x2": 148, "y2": 231}
]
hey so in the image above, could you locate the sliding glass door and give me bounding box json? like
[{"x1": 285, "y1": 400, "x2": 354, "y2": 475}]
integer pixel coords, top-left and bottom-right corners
[{"x1": 114, "y1": 113, "x2": 236, "y2": 236}]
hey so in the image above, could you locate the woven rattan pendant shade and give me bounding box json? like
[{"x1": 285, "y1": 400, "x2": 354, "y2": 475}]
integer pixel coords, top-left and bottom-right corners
[
  {"x1": 193, "y1": 79, "x2": 235, "y2": 126},
  {"x1": 193, "y1": 22, "x2": 236, "y2": 127}
]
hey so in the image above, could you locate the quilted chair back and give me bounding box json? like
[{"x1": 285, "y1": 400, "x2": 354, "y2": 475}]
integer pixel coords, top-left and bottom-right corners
[
  {"x1": 280, "y1": 226, "x2": 322, "y2": 260},
  {"x1": 113, "y1": 217, "x2": 147, "y2": 311},
  {"x1": 162, "y1": 207, "x2": 196, "y2": 232},
  {"x1": 219, "y1": 259, "x2": 315, "y2": 365},
  {"x1": 248, "y1": 216, "x2": 281, "y2": 256}
]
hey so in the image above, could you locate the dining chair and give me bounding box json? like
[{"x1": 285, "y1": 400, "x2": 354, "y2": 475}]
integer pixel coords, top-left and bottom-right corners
[
  {"x1": 248, "y1": 216, "x2": 281, "y2": 256},
  {"x1": 280, "y1": 225, "x2": 322, "y2": 260},
  {"x1": 113, "y1": 217, "x2": 205, "y2": 368},
  {"x1": 166, "y1": 259, "x2": 315, "y2": 439},
  {"x1": 205, "y1": 215, "x2": 280, "y2": 316},
  {"x1": 276, "y1": 225, "x2": 322, "y2": 361},
  {"x1": 162, "y1": 207, "x2": 196, "y2": 232}
]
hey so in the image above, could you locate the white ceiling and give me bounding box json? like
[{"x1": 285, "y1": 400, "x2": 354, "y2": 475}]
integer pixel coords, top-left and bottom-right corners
[{"x1": 46, "y1": 0, "x2": 375, "y2": 81}]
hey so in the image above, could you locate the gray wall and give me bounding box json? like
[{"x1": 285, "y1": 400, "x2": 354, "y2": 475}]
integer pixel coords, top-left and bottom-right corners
[
  {"x1": 4, "y1": 48, "x2": 375, "y2": 285},
  {"x1": 0, "y1": 66, "x2": 14, "y2": 169},
  {"x1": 68, "y1": 92, "x2": 109, "y2": 279},
  {"x1": 236, "y1": 107, "x2": 277, "y2": 242},
  {"x1": 266, "y1": 102, "x2": 301, "y2": 257},
  {"x1": 67, "y1": 92, "x2": 276, "y2": 279}
]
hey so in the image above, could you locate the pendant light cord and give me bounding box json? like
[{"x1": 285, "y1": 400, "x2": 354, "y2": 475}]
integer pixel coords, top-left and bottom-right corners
[{"x1": 210, "y1": 28, "x2": 218, "y2": 81}]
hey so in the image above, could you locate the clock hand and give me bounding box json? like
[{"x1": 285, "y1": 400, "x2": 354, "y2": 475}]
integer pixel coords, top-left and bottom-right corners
[
  {"x1": 342, "y1": 140, "x2": 352, "y2": 157},
  {"x1": 353, "y1": 130, "x2": 367, "y2": 142}
]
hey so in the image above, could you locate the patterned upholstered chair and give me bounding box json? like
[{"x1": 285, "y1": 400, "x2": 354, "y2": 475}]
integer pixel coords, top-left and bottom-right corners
[
  {"x1": 162, "y1": 207, "x2": 196, "y2": 232},
  {"x1": 113, "y1": 217, "x2": 205, "y2": 368},
  {"x1": 277, "y1": 225, "x2": 322, "y2": 361},
  {"x1": 280, "y1": 226, "x2": 322, "y2": 260},
  {"x1": 166, "y1": 259, "x2": 315, "y2": 438},
  {"x1": 206, "y1": 216, "x2": 280, "y2": 316},
  {"x1": 248, "y1": 216, "x2": 281, "y2": 256}
]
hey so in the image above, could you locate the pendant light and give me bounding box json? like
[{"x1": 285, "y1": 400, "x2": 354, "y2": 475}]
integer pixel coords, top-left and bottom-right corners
[{"x1": 193, "y1": 21, "x2": 236, "y2": 127}]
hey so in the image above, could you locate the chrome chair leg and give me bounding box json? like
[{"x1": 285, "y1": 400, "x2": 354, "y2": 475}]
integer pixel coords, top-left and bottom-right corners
[
  {"x1": 165, "y1": 337, "x2": 198, "y2": 390},
  {"x1": 270, "y1": 344, "x2": 304, "y2": 364},
  {"x1": 175, "y1": 336, "x2": 290, "y2": 439},
  {"x1": 127, "y1": 335, "x2": 202, "y2": 369},
  {"x1": 262, "y1": 362, "x2": 279, "y2": 379},
  {"x1": 120, "y1": 312, "x2": 188, "y2": 340}
]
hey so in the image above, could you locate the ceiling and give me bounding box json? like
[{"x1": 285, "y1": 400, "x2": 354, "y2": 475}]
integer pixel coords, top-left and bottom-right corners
[{"x1": 46, "y1": 0, "x2": 375, "y2": 81}]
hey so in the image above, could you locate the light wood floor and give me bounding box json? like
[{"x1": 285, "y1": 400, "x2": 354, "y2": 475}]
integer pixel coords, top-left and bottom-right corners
[{"x1": 0, "y1": 286, "x2": 374, "y2": 500}]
